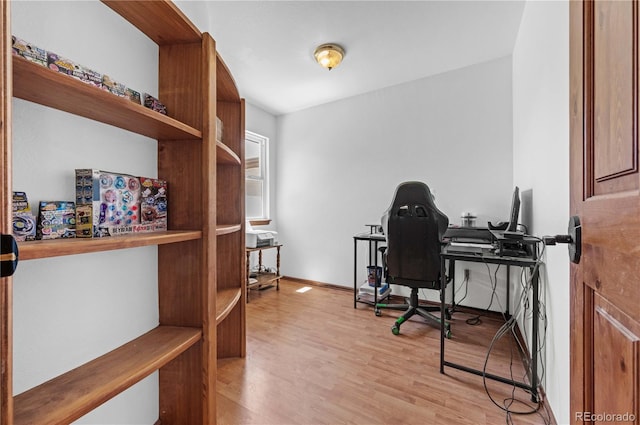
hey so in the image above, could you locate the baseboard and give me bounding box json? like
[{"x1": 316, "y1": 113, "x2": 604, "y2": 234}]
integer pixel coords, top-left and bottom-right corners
[
  {"x1": 282, "y1": 276, "x2": 353, "y2": 292},
  {"x1": 283, "y1": 276, "x2": 423, "y2": 304}
]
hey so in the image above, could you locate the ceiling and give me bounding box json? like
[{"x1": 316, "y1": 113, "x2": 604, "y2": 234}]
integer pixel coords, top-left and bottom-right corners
[{"x1": 195, "y1": 1, "x2": 525, "y2": 116}]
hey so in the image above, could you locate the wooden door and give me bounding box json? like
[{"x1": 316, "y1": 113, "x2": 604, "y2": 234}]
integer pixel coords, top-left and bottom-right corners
[{"x1": 570, "y1": 1, "x2": 640, "y2": 424}]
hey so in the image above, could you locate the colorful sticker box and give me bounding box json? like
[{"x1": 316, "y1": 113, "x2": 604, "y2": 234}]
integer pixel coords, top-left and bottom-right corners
[
  {"x1": 75, "y1": 169, "x2": 141, "y2": 237},
  {"x1": 12, "y1": 191, "x2": 37, "y2": 242},
  {"x1": 47, "y1": 52, "x2": 102, "y2": 88},
  {"x1": 126, "y1": 88, "x2": 141, "y2": 104},
  {"x1": 36, "y1": 201, "x2": 76, "y2": 240},
  {"x1": 102, "y1": 75, "x2": 126, "y2": 97},
  {"x1": 11, "y1": 36, "x2": 47, "y2": 67},
  {"x1": 143, "y1": 93, "x2": 167, "y2": 115},
  {"x1": 75, "y1": 204, "x2": 93, "y2": 238},
  {"x1": 140, "y1": 177, "x2": 167, "y2": 231}
]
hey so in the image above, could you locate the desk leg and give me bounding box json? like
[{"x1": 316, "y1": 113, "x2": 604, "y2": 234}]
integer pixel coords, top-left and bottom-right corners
[
  {"x1": 246, "y1": 251, "x2": 251, "y2": 303},
  {"x1": 506, "y1": 265, "x2": 511, "y2": 318},
  {"x1": 276, "y1": 245, "x2": 281, "y2": 290},
  {"x1": 353, "y1": 238, "x2": 357, "y2": 309},
  {"x1": 449, "y1": 260, "x2": 456, "y2": 313},
  {"x1": 531, "y1": 265, "x2": 539, "y2": 402},
  {"x1": 373, "y1": 241, "x2": 378, "y2": 308},
  {"x1": 440, "y1": 255, "x2": 446, "y2": 374}
]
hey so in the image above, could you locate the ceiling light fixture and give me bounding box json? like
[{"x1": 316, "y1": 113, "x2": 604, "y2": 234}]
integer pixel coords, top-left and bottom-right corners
[{"x1": 314, "y1": 43, "x2": 345, "y2": 70}]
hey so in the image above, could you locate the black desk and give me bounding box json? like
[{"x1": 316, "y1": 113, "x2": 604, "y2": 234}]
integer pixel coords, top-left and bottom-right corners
[
  {"x1": 353, "y1": 232, "x2": 387, "y2": 309},
  {"x1": 439, "y1": 242, "x2": 541, "y2": 402}
]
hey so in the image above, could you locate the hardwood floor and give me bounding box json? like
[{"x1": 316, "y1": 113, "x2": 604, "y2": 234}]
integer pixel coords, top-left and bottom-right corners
[{"x1": 217, "y1": 279, "x2": 553, "y2": 425}]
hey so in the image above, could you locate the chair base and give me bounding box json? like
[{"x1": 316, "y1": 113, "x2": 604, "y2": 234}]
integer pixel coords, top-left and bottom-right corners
[{"x1": 375, "y1": 287, "x2": 451, "y2": 338}]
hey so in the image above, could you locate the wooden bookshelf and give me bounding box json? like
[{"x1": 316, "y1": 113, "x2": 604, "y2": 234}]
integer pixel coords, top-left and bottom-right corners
[{"x1": 1, "y1": 1, "x2": 246, "y2": 423}]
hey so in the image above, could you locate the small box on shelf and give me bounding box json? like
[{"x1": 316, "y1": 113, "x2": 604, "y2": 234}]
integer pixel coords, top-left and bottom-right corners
[
  {"x1": 75, "y1": 169, "x2": 141, "y2": 237},
  {"x1": 47, "y1": 52, "x2": 102, "y2": 88},
  {"x1": 102, "y1": 74, "x2": 127, "y2": 97},
  {"x1": 75, "y1": 204, "x2": 93, "y2": 238},
  {"x1": 140, "y1": 177, "x2": 167, "y2": 231},
  {"x1": 36, "y1": 201, "x2": 76, "y2": 240},
  {"x1": 11, "y1": 36, "x2": 46, "y2": 67},
  {"x1": 12, "y1": 191, "x2": 37, "y2": 241},
  {"x1": 126, "y1": 87, "x2": 141, "y2": 104},
  {"x1": 143, "y1": 93, "x2": 167, "y2": 115}
]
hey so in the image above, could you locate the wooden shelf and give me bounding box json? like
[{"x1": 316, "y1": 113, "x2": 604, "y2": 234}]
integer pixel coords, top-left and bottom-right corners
[
  {"x1": 13, "y1": 326, "x2": 201, "y2": 425},
  {"x1": 101, "y1": 0, "x2": 201, "y2": 45},
  {"x1": 216, "y1": 287, "x2": 242, "y2": 325},
  {"x1": 18, "y1": 230, "x2": 202, "y2": 260},
  {"x1": 13, "y1": 57, "x2": 202, "y2": 141},
  {"x1": 249, "y1": 272, "x2": 282, "y2": 289},
  {"x1": 216, "y1": 224, "x2": 242, "y2": 236},
  {"x1": 217, "y1": 140, "x2": 241, "y2": 165}
]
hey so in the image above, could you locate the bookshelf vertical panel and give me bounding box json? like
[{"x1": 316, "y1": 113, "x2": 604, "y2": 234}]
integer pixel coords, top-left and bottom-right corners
[
  {"x1": 159, "y1": 342, "x2": 202, "y2": 424},
  {"x1": 158, "y1": 240, "x2": 202, "y2": 327},
  {"x1": 217, "y1": 101, "x2": 241, "y2": 158},
  {"x1": 158, "y1": 140, "x2": 203, "y2": 229},
  {"x1": 216, "y1": 91, "x2": 245, "y2": 360},
  {"x1": 217, "y1": 301, "x2": 244, "y2": 359},
  {"x1": 216, "y1": 165, "x2": 242, "y2": 226},
  {"x1": 200, "y1": 33, "x2": 218, "y2": 423},
  {"x1": 216, "y1": 233, "x2": 245, "y2": 359},
  {"x1": 157, "y1": 32, "x2": 217, "y2": 424},
  {"x1": 0, "y1": 1, "x2": 13, "y2": 422},
  {"x1": 159, "y1": 42, "x2": 203, "y2": 131},
  {"x1": 217, "y1": 233, "x2": 243, "y2": 292}
]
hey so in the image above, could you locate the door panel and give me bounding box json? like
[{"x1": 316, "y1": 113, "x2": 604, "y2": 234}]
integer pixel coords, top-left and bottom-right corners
[
  {"x1": 593, "y1": 295, "x2": 639, "y2": 423},
  {"x1": 592, "y1": 0, "x2": 638, "y2": 194},
  {"x1": 571, "y1": 0, "x2": 640, "y2": 423}
]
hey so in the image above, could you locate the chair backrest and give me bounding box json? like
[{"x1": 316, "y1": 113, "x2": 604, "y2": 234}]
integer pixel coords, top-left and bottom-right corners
[{"x1": 381, "y1": 181, "x2": 449, "y2": 289}]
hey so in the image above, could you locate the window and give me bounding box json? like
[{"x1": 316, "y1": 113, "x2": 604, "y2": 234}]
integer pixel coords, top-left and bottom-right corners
[{"x1": 245, "y1": 131, "x2": 269, "y2": 221}]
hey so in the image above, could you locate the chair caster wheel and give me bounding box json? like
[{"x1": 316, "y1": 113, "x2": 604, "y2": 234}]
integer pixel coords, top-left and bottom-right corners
[
  {"x1": 375, "y1": 308, "x2": 382, "y2": 316},
  {"x1": 391, "y1": 325, "x2": 400, "y2": 335},
  {"x1": 445, "y1": 329, "x2": 452, "y2": 339}
]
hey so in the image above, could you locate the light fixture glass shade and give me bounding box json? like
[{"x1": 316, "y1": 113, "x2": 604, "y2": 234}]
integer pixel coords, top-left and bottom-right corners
[{"x1": 314, "y1": 43, "x2": 345, "y2": 70}]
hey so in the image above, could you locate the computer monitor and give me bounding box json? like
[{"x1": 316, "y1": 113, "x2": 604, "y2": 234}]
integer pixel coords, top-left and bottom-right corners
[{"x1": 507, "y1": 186, "x2": 520, "y2": 232}]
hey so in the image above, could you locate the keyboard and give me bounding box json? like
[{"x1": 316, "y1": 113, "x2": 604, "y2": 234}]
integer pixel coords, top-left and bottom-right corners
[{"x1": 443, "y1": 226, "x2": 493, "y2": 243}]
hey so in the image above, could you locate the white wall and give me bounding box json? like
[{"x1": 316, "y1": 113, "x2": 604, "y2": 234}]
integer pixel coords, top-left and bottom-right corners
[
  {"x1": 12, "y1": 1, "x2": 161, "y2": 423},
  {"x1": 276, "y1": 57, "x2": 516, "y2": 308},
  {"x1": 513, "y1": 1, "x2": 570, "y2": 424}
]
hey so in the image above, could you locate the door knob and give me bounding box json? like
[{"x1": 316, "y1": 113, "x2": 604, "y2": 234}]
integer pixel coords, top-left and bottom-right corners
[{"x1": 542, "y1": 216, "x2": 581, "y2": 264}]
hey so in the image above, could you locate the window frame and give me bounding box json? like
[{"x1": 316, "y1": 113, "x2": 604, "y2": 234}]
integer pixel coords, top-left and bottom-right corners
[{"x1": 245, "y1": 130, "x2": 270, "y2": 223}]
